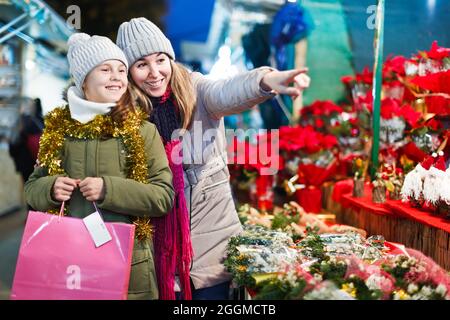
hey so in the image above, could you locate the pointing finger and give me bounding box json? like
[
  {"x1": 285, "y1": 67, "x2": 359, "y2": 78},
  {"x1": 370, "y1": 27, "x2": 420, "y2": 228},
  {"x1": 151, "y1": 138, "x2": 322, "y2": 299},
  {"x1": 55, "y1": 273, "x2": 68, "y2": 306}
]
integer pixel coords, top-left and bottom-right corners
[{"x1": 287, "y1": 68, "x2": 309, "y2": 80}]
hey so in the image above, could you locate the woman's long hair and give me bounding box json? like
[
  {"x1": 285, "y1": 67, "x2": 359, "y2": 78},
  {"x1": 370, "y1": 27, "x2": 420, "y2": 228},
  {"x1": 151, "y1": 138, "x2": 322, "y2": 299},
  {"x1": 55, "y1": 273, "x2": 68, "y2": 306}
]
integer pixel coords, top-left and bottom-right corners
[
  {"x1": 129, "y1": 59, "x2": 197, "y2": 130},
  {"x1": 110, "y1": 84, "x2": 151, "y2": 123}
]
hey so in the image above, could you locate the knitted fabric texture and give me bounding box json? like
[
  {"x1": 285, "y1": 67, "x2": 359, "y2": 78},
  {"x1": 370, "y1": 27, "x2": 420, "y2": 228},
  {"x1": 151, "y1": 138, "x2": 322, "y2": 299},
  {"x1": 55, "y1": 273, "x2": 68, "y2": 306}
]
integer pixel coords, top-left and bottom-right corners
[
  {"x1": 67, "y1": 33, "x2": 128, "y2": 92},
  {"x1": 150, "y1": 86, "x2": 192, "y2": 300},
  {"x1": 116, "y1": 17, "x2": 175, "y2": 66}
]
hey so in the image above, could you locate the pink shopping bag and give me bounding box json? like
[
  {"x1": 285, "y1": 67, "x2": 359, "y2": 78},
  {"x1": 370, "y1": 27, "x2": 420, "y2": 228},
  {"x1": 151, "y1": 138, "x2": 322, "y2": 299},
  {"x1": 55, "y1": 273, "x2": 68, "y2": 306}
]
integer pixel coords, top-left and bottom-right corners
[{"x1": 10, "y1": 210, "x2": 135, "y2": 300}]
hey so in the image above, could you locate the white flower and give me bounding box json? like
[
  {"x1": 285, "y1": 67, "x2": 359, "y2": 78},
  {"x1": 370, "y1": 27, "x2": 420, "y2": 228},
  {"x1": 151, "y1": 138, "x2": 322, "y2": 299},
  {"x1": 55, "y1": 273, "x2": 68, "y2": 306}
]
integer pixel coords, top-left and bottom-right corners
[
  {"x1": 366, "y1": 275, "x2": 382, "y2": 291},
  {"x1": 420, "y1": 286, "x2": 432, "y2": 297},
  {"x1": 407, "y1": 283, "x2": 419, "y2": 294},
  {"x1": 435, "y1": 284, "x2": 447, "y2": 296}
]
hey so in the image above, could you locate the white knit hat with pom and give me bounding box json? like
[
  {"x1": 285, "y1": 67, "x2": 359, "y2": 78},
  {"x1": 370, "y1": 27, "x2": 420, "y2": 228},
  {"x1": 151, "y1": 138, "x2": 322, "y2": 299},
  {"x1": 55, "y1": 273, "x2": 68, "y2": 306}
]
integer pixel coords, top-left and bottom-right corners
[{"x1": 67, "y1": 33, "x2": 129, "y2": 91}]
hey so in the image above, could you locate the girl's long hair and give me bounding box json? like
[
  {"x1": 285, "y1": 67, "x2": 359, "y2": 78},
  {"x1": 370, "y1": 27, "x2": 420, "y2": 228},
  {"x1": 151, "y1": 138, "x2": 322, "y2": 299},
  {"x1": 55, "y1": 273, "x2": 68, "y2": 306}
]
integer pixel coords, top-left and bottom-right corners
[{"x1": 129, "y1": 59, "x2": 196, "y2": 130}]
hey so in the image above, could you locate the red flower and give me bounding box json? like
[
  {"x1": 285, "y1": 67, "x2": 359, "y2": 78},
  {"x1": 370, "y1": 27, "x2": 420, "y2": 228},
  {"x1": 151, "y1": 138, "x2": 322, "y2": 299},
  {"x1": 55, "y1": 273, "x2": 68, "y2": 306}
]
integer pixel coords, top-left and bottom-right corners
[
  {"x1": 399, "y1": 104, "x2": 421, "y2": 127},
  {"x1": 356, "y1": 66, "x2": 373, "y2": 84},
  {"x1": 349, "y1": 118, "x2": 359, "y2": 126},
  {"x1": 380, "y1": 98, "x2": 401, "y2": 119},
  {"x1": 227, "y1": 135, "x2": 285, "y2": 175},
  {"x1": 383, "y1": 55, "x2": 407, "y2": 77},
  {"x1": 322, "y1": 101, "x2": 343, "y2": 116},
  {"x1": 341, "y1": 75, "x2": 355, "y2": 85},
  {"x1": 424, "y1": 95, "x2": 450, "y2": 115},
  {"x1": 426, "y1": 118, "x2": 442, "y2": 131},
  {"x1": 279, "y1": 126, "x2": 307, "y2": 151},
  {"x1": 411, "y1": 70, "x2": 450, "y2": 95},
  {"x1": 350, "y1": 128, "x2": 359, "y2": 137},
  {"x1": 315, "y1": 118, "x2": 324, "y2": 128},
  {"x1": 302, "y1": 100, "x2": 343, "y2": 117},
  {"x1": 321, "y1": 134, "x2": 338, "y2": 149},
  {"x1": 423, "y1": 40, "x2": 450, "y2": 60}
]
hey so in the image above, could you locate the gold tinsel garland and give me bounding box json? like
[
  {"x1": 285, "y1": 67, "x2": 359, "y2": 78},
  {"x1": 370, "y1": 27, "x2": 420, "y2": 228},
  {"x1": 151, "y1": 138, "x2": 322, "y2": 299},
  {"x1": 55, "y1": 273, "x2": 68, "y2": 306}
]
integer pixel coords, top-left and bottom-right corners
[{"x1": 39, "y1": 106, "x2": 153, "y2": 241}]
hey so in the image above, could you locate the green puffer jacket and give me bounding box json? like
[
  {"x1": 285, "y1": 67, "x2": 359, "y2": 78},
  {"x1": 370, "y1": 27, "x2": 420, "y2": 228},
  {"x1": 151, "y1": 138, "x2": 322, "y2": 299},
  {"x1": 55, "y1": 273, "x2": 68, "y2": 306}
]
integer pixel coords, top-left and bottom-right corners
[{"x1": 24, "y1": 115, "x2": 175, "y2": 300}]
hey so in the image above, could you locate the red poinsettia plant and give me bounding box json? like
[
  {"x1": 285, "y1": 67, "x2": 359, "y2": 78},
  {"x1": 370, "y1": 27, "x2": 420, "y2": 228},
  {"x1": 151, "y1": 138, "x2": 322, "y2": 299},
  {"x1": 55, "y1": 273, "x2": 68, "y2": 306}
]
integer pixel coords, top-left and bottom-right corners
[
  {"x1": 228, "y1": 134, "x2": 285, "y2": 177},
  {"x1": 278, "y1": 125, "x2": 338, "y2": 155},
  {"x1": 417, "y1": 40, "x2": 450, "y2": 62},
  {"x1": 299, "y1": 100, "x2": 344, "y2": 132},
  {"x1": 364, "y1": 98, "x2": 421, "y2": 127},
  {"x1": 400, "y1": 41, "x2": 450, "y2": 114},
  {"x1": 401, "y1": 117, "x2": 443, "y2": 163}
]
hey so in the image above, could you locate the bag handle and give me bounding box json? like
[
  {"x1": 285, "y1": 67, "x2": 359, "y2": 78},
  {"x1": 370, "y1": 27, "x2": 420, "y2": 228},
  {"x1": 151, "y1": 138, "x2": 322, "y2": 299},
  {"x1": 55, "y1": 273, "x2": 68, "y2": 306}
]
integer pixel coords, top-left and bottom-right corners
[
  {"x1": 92, "y1": 201, "x2": 106, "y2": 220},
  {"x1": 57, "y1": 201, "x2": 65, "y2": 222},
  {"x1": 57, "y1": 201, "x2": 102, "y2": 220}
]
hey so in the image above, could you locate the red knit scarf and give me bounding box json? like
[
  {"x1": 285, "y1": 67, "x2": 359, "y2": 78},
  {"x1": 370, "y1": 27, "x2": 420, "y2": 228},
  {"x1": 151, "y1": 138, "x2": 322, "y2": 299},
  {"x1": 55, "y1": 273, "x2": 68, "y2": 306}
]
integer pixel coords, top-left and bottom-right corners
[{"x1": 151, "y1": 87, "x2": 193, "y2": 300}]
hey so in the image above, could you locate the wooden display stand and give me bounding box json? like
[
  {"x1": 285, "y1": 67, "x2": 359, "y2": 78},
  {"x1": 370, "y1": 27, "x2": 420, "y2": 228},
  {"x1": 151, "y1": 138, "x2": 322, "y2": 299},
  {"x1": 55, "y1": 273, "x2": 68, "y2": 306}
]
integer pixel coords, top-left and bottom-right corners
[{"x1": 325, "y1": 181, "x2": 450, "y2": 270}]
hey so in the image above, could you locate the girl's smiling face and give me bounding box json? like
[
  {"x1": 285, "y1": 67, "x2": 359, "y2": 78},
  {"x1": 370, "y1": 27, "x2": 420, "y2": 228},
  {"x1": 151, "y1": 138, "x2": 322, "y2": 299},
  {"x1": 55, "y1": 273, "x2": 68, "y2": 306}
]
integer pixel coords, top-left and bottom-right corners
[{"x1": 83, "y1": 60, "x2": 128, "y2": 103}]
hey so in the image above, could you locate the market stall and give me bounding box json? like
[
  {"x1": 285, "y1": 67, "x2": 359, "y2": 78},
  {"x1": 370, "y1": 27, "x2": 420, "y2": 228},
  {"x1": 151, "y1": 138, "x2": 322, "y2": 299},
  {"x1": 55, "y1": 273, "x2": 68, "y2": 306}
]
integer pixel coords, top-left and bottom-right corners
[{"x1": 225, "y1": 1, "x2": 450, "y2": 300}]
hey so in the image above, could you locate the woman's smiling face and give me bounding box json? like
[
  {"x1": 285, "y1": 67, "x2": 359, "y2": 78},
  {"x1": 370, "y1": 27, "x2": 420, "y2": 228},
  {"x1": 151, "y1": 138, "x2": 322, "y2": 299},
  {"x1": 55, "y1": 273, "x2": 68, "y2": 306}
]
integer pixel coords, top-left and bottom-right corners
[{"x1": 129, "y1": 53, "x2": 172, "y2": 97}]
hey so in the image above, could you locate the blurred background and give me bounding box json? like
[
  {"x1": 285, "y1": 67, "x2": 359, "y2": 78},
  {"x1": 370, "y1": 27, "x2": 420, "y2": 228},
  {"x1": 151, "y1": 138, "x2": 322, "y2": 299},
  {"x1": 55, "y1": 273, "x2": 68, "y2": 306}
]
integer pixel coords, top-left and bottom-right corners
[{"x1": 0, "y1": 0, "x2": 449, "y2": 299}]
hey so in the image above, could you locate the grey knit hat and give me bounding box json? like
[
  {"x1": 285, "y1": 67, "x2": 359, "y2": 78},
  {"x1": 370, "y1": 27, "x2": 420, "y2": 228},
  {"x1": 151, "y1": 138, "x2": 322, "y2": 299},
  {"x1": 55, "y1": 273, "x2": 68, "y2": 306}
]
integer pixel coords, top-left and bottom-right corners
[
  {"x1": 67, "y1": 33, "x2": 129, "y2": 92},
  {"x1": 116, "y1": 17, "x2": 175, "y2": 66}
]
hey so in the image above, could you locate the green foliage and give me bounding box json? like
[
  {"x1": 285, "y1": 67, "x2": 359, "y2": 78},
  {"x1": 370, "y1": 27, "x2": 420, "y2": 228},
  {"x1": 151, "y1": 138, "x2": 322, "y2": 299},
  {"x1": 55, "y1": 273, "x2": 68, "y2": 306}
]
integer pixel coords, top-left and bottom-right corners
[
  {"x1": 271, "y1": 212, "x2": 300, "y2": 230},
  {"x1": 382, "y1": 257, "x2": 411, "y2": 288},
  {"x1": 309, "y1": 259, "x2": 347, "y2": 282},
  {"x1": 346, "y1": 277, "x2": 382, "y2": 300},
  {"x1": 255, "y1": 278, "x2": 308, "y2": 300},
  {"x1": 297, "y1": 233, "x2": 326, "y2": 260}
]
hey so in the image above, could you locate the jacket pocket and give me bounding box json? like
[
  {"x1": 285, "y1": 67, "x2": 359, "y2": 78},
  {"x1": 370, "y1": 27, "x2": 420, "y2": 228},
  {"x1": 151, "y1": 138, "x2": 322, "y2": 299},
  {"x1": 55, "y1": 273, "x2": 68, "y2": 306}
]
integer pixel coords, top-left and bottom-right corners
[
  {"x1": 128, "y1": 240, "x2": 158, "y2": 299},
  {"x1": 200, "y1": 168, "x2": 231, "y2": 193},
  {"x1": 201, "y1": 178, "x2": 229, "y2": 193}
]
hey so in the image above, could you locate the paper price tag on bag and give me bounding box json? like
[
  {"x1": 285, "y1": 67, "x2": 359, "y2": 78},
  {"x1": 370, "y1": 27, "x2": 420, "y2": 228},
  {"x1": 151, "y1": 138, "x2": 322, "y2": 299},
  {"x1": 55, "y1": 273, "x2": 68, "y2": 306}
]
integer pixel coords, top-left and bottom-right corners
[{"x1": 83, "y1": 211, "x2": 112, "y2": 247}]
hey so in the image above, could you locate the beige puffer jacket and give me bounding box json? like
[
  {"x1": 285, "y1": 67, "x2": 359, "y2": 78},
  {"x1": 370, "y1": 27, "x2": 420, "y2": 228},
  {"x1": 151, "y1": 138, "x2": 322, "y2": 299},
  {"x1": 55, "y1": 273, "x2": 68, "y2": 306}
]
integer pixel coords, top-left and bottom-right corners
[{"x1": 179, "y1": 67, "x2": 275, "y2": 289}]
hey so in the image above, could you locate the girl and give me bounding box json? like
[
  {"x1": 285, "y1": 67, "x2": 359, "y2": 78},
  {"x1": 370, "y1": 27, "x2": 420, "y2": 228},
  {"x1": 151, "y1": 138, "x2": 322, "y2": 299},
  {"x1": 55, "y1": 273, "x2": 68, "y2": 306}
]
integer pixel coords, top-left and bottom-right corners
[
  {"x1": 116, "y1": 18, "x2": 310, "y2": 300},
  {"x1": 24, "y1": 33, "x2": 175, "y2": 300}
]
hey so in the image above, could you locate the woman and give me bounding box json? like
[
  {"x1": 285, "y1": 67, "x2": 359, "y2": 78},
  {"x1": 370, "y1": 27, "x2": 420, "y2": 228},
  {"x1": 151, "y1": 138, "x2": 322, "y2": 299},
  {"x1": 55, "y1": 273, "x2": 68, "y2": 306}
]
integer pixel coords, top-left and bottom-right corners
[
  {"x1": 24, "y1": 33, "x2": 175, "y2": 300},
  {"x1": 116, "y1": 17, "x2": 310, "y2": 300}
]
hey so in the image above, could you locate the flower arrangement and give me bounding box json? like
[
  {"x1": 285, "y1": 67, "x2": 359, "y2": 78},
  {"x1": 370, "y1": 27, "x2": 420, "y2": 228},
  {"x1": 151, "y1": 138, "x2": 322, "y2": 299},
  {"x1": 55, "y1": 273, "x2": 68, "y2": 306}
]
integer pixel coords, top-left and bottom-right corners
[
  {"x1": 403, "y1": 41, "x2": 450, "y2": 115},
  {"x1": 227, "y1": 133, "x2": 284, "y2": 210},
  {"x1": 365, "y1": 98, "x2": 421, "y2": 145},
  {"x1": 226, "y1": 222, "x2": 450, "y2": 299},
  {"x1": 276, "y1": 126, "x2": 339, "y2": 212},
  {"x1": 329, "y1": 116, "x2": 363, "y2": 151},
  {"x1": 380, "y1": 249, "x2": 450, "y2": 300},
  {"x1": 237, "y1": 202, "x2": 366, "y2": 242},
  {"x1": 224, "y1": 225, "x2": 298, "y2": 288},
  {"x1": 402, "y1": 118, "x2": 443, "y2": 163}
]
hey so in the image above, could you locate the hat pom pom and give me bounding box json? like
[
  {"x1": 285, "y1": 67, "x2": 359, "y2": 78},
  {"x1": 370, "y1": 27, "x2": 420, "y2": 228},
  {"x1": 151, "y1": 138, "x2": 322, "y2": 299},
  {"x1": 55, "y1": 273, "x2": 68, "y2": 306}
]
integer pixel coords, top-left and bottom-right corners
[{"x1": 68, "y1": 33, "x2": 90, "y2": 47}]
